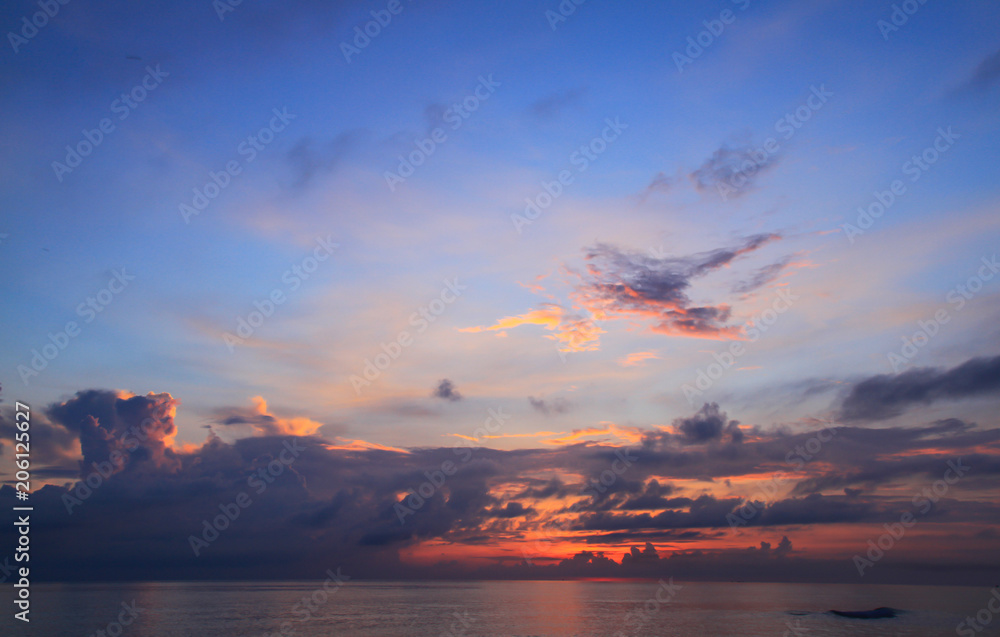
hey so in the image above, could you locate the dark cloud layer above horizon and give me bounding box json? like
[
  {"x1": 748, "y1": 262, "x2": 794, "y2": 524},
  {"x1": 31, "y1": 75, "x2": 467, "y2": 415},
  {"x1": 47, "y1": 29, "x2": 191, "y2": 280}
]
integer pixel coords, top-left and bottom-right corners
[{"x1": 1, "y1": 378, "x2": 998, "y2": 584}]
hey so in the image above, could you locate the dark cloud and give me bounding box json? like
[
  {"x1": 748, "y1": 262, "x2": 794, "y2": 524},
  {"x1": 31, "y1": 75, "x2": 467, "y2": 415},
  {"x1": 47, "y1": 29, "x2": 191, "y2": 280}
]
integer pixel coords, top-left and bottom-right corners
[
  {"x1": 965, "y1": 48, "x2": 1000, "y2": 90},
  {"x1": 575, "y1": 234, "x2": 779, "y2": 338},
  {"x1": 620, "y1": 479, "x2": 675, "y2": 510},
  {"x1": 637, "y1": 171, "x2": 674, "y2": 202},
  {"x1": 528, "y1": 396, "x2": 570, "y2": 415},
  {"x1": 514, "y1": 477, "x2": 569, "y2": 500},
  {"x1": 3, "y1": 389, "x2": 999, "y2": 585},
  {"x1": 732, "y1": 255, "x2": 793, "y2": 294},
  {"x1": 673, "y1": 403, "x2": 741, "y2": 445},
  {"x1": 838, "y1": 356, "x2": 1000, "y2": 421},
  {"x1": 46, "y1": 389, "x2": 180, "y2": 471},
  {"x1": 689, "y1": 143, "x2": 781, "y2": 198},
  {"x1": 432, "y1": 379, "x2": 462, "y2": 402},
  {"x1": 486, "y1": 502, "x2": 536, "y2": 518},
  {"x1": 286, "y1": 131, "x2": 363, "y2": 189},
  {"x1": 0, "y1": 407, "x2": 79, "y2": 475},
  {"x1": 527, "y1": 87, "x2": 587, "y2": 119}
]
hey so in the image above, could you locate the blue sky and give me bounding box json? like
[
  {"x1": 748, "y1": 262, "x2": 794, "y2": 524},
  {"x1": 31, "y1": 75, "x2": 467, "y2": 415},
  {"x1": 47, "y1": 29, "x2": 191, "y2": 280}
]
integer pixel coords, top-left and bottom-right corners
[{"x1": 2, "y1": 0, "x2": 999, "y2": 447}]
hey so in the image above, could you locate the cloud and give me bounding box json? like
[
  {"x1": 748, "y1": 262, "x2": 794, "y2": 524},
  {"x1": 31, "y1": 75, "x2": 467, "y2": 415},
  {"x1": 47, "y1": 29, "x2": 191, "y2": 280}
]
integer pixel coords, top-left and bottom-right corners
[
  {"x1": 213, "y1": 396, "x2": 325, "y2": 437},
  {"x1": 461, "y1": 303, "x2": 604, "y2": 352},
  {"x1": 544, "y1": 424, "x2": 644, "y2": 446},
  {"x1": 732, "y1": 255, "x2": 794, "y2": 294},
  {"x1": 45, "y1": 389, "x2": 180, "y2": 471},
  {"x1": 619, "y1": 351, "x2": 660, "y2": 367},
  {"x1": 463, "y1": 235, "x2": 781, "y2": 350},
  {"x1": 285, "y1": 131, "x2": 363, "y2": 188},
  {"x1": 527, "y1": 87, "x2": 587, "y2": 119},
  {"x1": 486, "y1": 502, "x2": 536, "y2": 518},
  {"x1": 637, "y1": 172, "x2": 674, "y2": 202},
  {"x1": 838, "y1": 355, "x2": 1000, "y2": 421},
  {"x1": 6, "y1": 387, "x2": 999, "y2": 585},
  {"x1": 671, "y1": 403, "x2": 743, "y2": 444},
  {"x1": 689, "y1": 143, "x2": 781, "y2": 198},
  {"x1": 573, "y1": 235, "x2": 779, "y2": 339},
  {"x1": 965, "y1": 48, "x2": 1000, "y2": 90},
  {"x1": 528, "y1": 396, "x2": 570, "y2": 415},
  {"x1": 432, "y1": 379, "x2": 463, "y2": 402}
]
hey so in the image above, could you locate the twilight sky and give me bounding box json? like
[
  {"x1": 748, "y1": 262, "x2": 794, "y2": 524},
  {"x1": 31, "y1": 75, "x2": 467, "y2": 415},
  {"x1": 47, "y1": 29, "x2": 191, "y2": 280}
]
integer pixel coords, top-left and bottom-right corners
[{"x1": 1, "y1": 0, "x2": 999, "y2": 584}]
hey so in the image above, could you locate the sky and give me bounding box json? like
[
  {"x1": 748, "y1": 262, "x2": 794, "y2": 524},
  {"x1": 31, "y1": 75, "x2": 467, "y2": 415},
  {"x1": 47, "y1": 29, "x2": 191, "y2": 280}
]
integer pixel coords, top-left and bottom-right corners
[{"x1": 1, "y1": 0, "x2": 999, "y2": 584}]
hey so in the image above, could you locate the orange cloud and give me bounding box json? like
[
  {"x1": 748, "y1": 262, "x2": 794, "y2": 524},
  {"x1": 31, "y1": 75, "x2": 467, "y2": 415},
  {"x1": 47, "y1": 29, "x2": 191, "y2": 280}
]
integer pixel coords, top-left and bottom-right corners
[
  {"x1": 618, "y1": 351, "x2": 660, "y2": 367},
  {"x1": 218, "y1": 396, "x2": 325, "y2": 437},
  {"x1": 461, "y1": 303, "x2": 604, "y2": 352},
  {"x1": 545, "y1": 423, "x2": 644, "y2": 446},
  {"x1": 324, "y1": 438, "x2": 410, "y2": 454}
]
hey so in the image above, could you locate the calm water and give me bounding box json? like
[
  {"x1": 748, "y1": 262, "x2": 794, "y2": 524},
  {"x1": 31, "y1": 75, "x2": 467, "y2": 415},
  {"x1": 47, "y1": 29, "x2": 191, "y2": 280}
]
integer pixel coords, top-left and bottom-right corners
[{"x1": 0, "y1": 580, "x2": 988, "y2": 636}]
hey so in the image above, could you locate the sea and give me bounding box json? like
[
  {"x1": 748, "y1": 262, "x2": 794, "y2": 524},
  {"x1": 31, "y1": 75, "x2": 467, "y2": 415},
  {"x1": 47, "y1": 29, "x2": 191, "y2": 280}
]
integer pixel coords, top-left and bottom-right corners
[{"x1": 1, "y1": 580, "x2": 990, "y2": 636}]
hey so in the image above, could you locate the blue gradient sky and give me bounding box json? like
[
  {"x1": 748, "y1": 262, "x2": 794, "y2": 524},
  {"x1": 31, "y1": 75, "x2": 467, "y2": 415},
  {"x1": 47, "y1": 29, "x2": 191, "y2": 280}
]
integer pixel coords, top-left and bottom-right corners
[{"x1": 2, "y1": 0, "x2": 999, "y2": 450}]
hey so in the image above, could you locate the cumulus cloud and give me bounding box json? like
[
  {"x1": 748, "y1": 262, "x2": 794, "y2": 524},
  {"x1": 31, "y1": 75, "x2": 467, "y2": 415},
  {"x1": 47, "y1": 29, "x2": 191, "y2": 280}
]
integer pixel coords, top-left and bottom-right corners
[
  {"x1": 3, "y1": 388, "x2": 998, "y2": 585},
  {"x1": 46, "y1": 389, "x2": 181, "y2": 472},
  {"x1": 432, "y1": 379, "x2": 463, "y2": 402},
  {"x1": 672, "y1": 403, "x2": 743, "y2": 444}
]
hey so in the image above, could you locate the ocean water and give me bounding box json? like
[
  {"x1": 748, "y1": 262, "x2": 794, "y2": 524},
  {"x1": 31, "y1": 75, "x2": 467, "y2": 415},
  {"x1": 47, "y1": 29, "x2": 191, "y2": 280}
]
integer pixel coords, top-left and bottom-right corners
[{"x1": 1, "y1": 580, "x2": 989, "y2": 636}]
